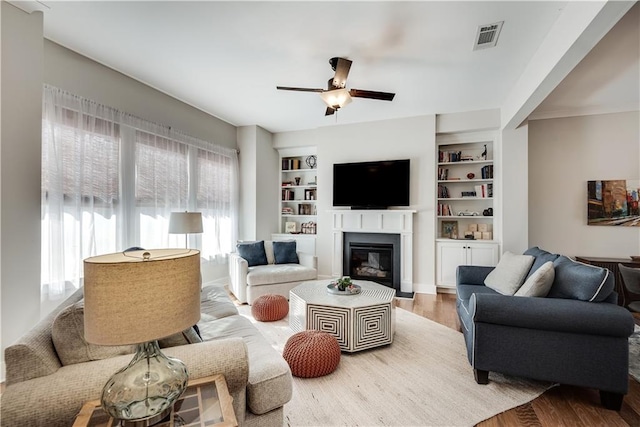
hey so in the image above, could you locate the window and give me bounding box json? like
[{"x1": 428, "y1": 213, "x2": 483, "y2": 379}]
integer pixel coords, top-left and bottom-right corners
[
  {"x1": 197, "y1": 148, "x2": 236, "y2": 259},
  {"x1": 135, "y1": 130, "x2": 189, "y2": 250},
  {"x1": 41, "y1": 86, "x2": 238, "y2": 297}
]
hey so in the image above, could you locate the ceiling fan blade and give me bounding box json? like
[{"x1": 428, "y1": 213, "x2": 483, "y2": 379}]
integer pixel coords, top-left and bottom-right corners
[
  {"x1": 330, "y1": 57, "x2": 352, "y2": 89},
  {"x1": 276, "y1": 86, "x2": 324, "y2": 93},
  {"x1": 325, "y1": 107, "x2": 336, "y2": 116},
  {"x1": 349, "y1": 89, "x2": 396, "y2": 101}
]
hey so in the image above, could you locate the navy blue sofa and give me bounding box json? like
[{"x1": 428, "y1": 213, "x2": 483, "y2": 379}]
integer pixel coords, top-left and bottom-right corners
[{"x1": 456, "y1": 247, "x2": 635, "y2": 410}]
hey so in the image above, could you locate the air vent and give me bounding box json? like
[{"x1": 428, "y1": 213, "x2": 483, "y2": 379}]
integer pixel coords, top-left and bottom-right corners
[{"x1": 473, "y1": 21, "x2": 503, "y2": 50}]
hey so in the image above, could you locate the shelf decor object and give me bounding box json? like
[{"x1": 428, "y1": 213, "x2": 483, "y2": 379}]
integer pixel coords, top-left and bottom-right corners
[
  {"x1": 285, "y1": 221, "x2": 297, "y2": 233},
  {"x1": 305, "y1": 155, "x2": 317, "y2": 169},
  {"x1": 169, "y1": 211, "x2": 203, "y2": 248},
  {"x1": 441, "y1": 220, "x2": 459, "y2": 239},
  {"x1": 83, "y1": 249, "x2": 201, "y2": 426}
]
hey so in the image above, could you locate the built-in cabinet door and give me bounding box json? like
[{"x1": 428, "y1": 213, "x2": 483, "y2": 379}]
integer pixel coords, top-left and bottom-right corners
[
  {"x1": 466, "y1": 242, "x2": 499, "y2": 267},
  {"x1": 436, "y1": 241, "x2": 499, "y2": 289},
  {"x1": 437, "y1": 242, "x2": 467, "y2": 287}
]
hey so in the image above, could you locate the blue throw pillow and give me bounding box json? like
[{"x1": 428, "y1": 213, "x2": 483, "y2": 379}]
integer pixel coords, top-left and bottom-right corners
[
  {"x1": 523, "y1": 247, "x2": 560, "y2": 279},
  {"x1": 237, "y1": 241, "x2": 268, "y2": 267},
  {"x1": 547, "y1": 256, "x2": 613, "y2": 302},
  {"x1": 273, "y1": 241, "x2": 299, "y2": 264}
]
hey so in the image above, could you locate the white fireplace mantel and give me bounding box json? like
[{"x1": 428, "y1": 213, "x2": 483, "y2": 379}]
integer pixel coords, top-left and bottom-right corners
[{"x1": 330, "y1": 209, "x2": 416, "y2": 294}]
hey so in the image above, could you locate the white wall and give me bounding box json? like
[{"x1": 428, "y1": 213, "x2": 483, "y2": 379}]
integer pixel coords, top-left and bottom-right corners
[
  {"x1": 237, "y1": 125, "x2": 279, "y2": 241},
  {"x1": 1, "y1": 3, "x2": 44, "y2": 380},
  {"x1": 501, "y1": 125, "x2": 529, "y2": 254},
  {"x1": 237, "y1": 126, "x2": 258, "y2": 240},
  {"x1": 44, "y1": 41, "x2": 236, "y2": 149},
  {"x1": 255, "y1": 126, "x2": 279, "y2": 240},
  {"x1": 274, "y1": 115, "x2": 437, "y2": 293},
  {"x1": 529, "y1": 112, "x2": 640, "y2": 257}
]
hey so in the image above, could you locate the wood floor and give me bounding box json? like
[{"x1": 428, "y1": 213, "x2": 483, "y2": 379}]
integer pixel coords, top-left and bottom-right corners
[{"x1": 395, "y1": 293, "x2": 640, "y2": 427}]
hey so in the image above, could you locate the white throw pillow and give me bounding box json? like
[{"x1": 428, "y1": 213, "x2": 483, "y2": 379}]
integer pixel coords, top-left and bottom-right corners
[
  {"x1": 514, "y1": 261, "x2": 555, "y2": 297},
  {"x1": 484, "y1": 252, "x2": 535, "y2": 295}
]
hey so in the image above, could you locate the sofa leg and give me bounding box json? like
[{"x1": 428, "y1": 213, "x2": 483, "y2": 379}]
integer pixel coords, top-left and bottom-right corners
[
  {"x1": 474, "y1": 369, "x2": 489, "y2": 384},
  {"x1": 600, "y1": 390, "x2": 624, "y2": 411}
]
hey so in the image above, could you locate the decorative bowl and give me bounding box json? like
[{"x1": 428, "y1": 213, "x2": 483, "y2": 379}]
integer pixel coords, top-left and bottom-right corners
[{"x1": 327, "y1": 283, "x2": 361, "y2": 295}]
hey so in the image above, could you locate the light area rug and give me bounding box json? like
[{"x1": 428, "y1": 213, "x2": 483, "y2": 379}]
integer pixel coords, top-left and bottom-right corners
[
  {"x1": 630, "y1": 324, "x2": 640, "y2": 383},
  {"x1": 238, "y1": 305, "x2": 551, "y2": 427}
]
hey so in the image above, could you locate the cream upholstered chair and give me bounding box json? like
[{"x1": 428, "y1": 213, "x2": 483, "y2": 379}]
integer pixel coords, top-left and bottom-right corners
[
  {"x1": 619, "y1": 264, "x2": 640, "y2": 312},
  {"x1": 228, "y1": 240, "x2": 317, "y2": 305}
]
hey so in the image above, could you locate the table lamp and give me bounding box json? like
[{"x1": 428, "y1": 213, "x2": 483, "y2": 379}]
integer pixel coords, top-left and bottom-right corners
[
  {"x1": 169, "y1": 212, "x2": 203, "y2": 248},
  {"x1": 83, "y1": 249, "x2": 201, "y2": 426}
]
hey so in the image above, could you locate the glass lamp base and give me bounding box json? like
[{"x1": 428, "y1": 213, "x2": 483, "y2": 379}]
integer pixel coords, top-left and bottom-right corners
[{"x1": 101, "y1": 341, "x2": 189, "y2": 425}]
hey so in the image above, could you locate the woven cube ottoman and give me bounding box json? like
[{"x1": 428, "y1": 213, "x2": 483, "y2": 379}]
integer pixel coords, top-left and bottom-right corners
[
  {"x1": 251, "y1": 294, "x2": 289, "y2": 322},
  {"x1": 283, "y1": 330, "x2": 341, "y2": 378}
]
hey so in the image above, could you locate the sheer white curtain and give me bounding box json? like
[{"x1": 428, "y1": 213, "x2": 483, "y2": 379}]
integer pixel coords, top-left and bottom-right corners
[
  {"x1": 41, "y1": 86, "x2": 121, "y2": 297},
  {"x1": 131, "y1": 123, "x2": 190, "y2": 250},
  {"x1": 41, "y1": 85, "x2": 239, "y2": 298},
  {"x1": 196, "y1": 145, "x2": 239, "y2": 261},
  {"x1": 122, "y1": 117, "x2": 239, "y2": 256}
]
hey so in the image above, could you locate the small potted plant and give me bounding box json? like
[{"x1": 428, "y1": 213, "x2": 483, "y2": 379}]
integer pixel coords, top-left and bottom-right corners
[{"x1": 336, "y1": 276, "x2": 352, "y2": 291}]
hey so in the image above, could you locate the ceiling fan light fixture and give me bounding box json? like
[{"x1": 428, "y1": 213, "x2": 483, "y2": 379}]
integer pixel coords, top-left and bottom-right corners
[{"x1": 319, "y1": 88, "x2": 352, "y2": 110}]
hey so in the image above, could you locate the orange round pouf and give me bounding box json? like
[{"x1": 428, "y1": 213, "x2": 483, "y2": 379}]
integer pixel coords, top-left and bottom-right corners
[
  {"x1": 251, "y1": 294, "x2": 289, "y2": 322},
  {"x1": 283, "y1": 330, "x2": 341, "y2": 378}
]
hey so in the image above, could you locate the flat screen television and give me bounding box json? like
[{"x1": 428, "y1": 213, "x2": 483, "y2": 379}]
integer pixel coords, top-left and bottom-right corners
[{"x1": 333, "y1": 159, "x2": 410, "y2": 209}]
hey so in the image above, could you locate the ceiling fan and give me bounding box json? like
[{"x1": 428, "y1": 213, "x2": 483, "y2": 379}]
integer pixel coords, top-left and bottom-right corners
[{"x1": 277, "y1": 57, "x2": 396, "y2": 116}]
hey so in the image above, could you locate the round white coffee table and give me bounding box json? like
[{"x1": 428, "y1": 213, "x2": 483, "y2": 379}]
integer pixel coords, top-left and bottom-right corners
[{"x1": 289, "y1": 280, "x2": 396, "y2": 352}]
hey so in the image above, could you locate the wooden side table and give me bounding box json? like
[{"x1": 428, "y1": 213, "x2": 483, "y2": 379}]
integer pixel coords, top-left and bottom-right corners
[{"x1": 73, "y1": 374, "x2": 237, "y2": 427}]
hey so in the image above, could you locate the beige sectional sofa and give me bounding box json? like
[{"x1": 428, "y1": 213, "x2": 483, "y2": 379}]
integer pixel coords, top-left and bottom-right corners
[
  {"x1": 1, "y1": 286, "x2": 292, "y2": 426},
  {"x1": 228, "y1": 240, "x2": 317, "y2": 305}
]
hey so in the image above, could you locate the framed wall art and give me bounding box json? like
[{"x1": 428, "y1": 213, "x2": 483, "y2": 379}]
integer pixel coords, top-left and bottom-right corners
[{"x1": 587, "y1": 179, "x2": 639, "y2": 226}]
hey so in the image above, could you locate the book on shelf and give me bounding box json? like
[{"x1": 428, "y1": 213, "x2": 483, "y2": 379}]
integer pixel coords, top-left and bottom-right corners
[
  {"x1": 304, "y1": 188, "x2": 317, "y2": 200},
  {"x1": 437, "y1": 185, "x2": 450, "y2": 198},
  {"x1": 282, "y1": 158, "x2": 301, "y2": 170},
  {"x1": 481, "y1": 165, "x2": 494, "y2": 179},
  {"x1": 298, "y1": 204, "x2": 313, "y2": 215},
  {"x1": 281, "y1": 189, "x2": 295, "y2": 200},
  {"x1": 437, "y1": 203, "x2": 454, "y2": 216},
  {"x1": 474, "y1": 184, "x2": 491, "y2": 198},
  {"x1": 439, "y1": 150, "x2": 463, "y2": 163},
  {"x1": 438, "y1": 167, "x2": 449, "y2": 180}
]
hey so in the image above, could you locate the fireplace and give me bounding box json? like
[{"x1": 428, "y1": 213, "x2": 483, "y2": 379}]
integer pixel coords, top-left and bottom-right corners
[
  {"x1": 330, "y1": 209, "x2": 416, "y2": 295},
  {"x1": 343, "y1": 232, "x2": 401, "y2": 293}
]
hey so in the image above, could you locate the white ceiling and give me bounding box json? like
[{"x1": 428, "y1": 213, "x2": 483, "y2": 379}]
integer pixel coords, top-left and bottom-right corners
[
  {"x1": 531, "y1": 1, "x2": 639, "y2": 120},
  {"x1": 24, "y1": 1, "x2": 640, "y2": 133}
]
